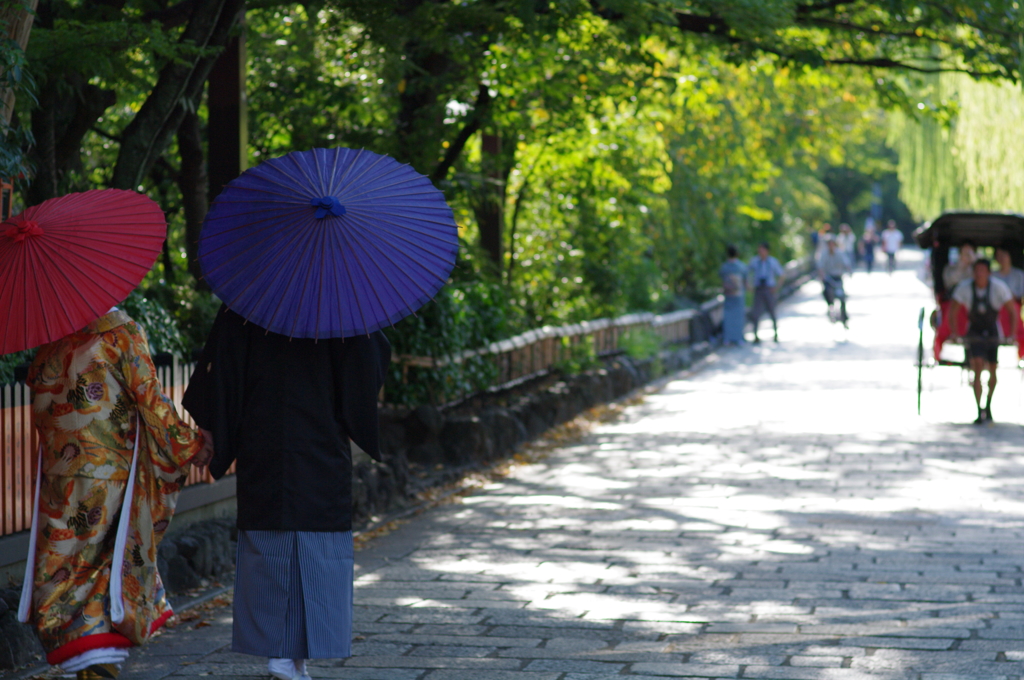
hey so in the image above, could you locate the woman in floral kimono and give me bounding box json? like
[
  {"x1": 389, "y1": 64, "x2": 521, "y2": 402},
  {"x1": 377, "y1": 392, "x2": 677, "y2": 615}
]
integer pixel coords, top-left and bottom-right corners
[{"x1": 21, "y1": 308, "x2": 212, "y2": 680}]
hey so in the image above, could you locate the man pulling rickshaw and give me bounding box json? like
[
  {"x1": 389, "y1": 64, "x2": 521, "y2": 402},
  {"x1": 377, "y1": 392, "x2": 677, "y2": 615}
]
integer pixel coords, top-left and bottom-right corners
[
  {"x1": 914, "y1": 212, "x2": 1024, "y2": 421},
  {"x1": 947, "y1": 258, "x2": 1017, "y2": 423}
]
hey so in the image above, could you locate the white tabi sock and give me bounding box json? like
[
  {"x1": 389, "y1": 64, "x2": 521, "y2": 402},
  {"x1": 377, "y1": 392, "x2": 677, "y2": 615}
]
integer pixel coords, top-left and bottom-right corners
[{"x1": 60, "y1": 647, "x2": 130, "y2": 672}]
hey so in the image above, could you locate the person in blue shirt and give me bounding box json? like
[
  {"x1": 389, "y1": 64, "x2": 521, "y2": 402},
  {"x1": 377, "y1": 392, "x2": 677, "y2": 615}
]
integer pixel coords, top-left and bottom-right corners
[
  {"x1": 748, "y1": 242, "x2": 784, "y2": 343},
  {"x1": 719, "y1": 245, "x2": 747, "y2": 345}
]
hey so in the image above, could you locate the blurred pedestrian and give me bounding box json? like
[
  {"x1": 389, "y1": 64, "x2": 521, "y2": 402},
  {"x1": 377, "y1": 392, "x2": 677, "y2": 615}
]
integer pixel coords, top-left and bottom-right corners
[
  {"x1": 860, "y1": 224, "x2": 879, "y2": 273},
  {"x1": 183, "y1": 307, "x2": 390, "y2": 680},
  {"x1": 818, "y1": 237, "x2": 851, "y2": 327},
  {"x1": 993, "y1": 246, "x2": 1024, "y2": 301},
  {"x1": 815, "y1": 223, "x2": 833, "y2": 259},
  {"x1": 881, "y1": 220, "x2": 904, "y2": 274},
  {"x1": 748, "y1": 242, "x2": 784, "y2": 343},
  {"x1": 720, "y1": 245, "x2": 747, "y2": 346},
  {"x1": 943, "y1": 241, "x2": 977, "y2": 292},
  {"x1": 836, "y1": 223, "x2": 856, "y2": 271},
  {"x1": 22, "y1": 308, "x2": 211, "y2": 680}
]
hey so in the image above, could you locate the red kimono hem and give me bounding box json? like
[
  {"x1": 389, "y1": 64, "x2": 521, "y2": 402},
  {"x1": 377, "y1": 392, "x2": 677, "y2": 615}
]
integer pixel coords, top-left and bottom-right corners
[
  {"x1": 150, "y1": 608, "x2": 174, "y2": 635},
  {"x1": 47, "y1": 633, "x2": 133, "y2": 666},
  {"x1": 46, "y1": 609, "x2": 174, "y2": 666}
]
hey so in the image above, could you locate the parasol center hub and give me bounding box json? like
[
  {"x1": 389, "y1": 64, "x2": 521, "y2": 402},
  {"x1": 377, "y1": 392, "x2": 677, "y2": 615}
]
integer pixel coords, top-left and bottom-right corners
[
  {"x1": 311, "y1": 196, "x2": 346, "y2": 219},
  {"x1": 4, "y1": 219, "x2": 44, "y2": 243}
]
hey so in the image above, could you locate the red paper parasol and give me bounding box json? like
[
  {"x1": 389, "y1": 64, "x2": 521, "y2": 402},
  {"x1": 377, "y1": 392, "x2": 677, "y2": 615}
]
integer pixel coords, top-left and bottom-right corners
[{"x1": 0, "y1": 189, "x2": 167, "y2": 355}]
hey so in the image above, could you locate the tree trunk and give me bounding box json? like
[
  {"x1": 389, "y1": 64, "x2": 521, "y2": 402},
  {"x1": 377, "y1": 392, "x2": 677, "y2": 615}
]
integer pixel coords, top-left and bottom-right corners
[
  {"x1": 26, "y1": 77, "x2": 116, "y2": 205},
  {"x1": 27, "y1": 85, "x2": 57, "y2": 205},
  {"x1": 0, "y1": 0, "x2": 38, "y2": 123},
  {"x1": 472, "y1": 130, "x2": 515, "y2": 269},
  {"x1": 111, "y1": 0, "x2": 243, "y2": 191},
  {"x1": 176, "y1": 110, "x2": 208, "y2": 286}
]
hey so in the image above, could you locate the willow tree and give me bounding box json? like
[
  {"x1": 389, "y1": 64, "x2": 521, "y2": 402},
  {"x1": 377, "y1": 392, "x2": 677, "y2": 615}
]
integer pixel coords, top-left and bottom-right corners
[{"x1": 890, "y1": 75, "x2": 1024, "y2": 219}]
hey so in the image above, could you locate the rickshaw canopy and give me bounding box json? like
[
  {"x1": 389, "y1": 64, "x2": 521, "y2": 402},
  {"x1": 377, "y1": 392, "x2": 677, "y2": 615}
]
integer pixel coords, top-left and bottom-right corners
[
  {"x1": 913, "y1": 212, "x2": 1024, "y2": 250},
  {"x1": 914, "y1": 212, "x2": 1024, "y2": 300}
]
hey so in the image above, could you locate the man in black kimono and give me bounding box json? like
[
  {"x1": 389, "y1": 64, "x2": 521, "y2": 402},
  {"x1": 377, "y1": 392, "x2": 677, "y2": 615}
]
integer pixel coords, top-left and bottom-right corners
[{"x1": 182, "y1": 306, "x2": 390, "y2": 680}]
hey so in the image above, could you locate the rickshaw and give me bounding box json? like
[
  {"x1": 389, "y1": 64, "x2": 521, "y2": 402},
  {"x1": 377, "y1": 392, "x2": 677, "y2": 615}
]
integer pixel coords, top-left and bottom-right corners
[{"x1": 913, "y1": 212, "x2": 1024, "y2": 412}]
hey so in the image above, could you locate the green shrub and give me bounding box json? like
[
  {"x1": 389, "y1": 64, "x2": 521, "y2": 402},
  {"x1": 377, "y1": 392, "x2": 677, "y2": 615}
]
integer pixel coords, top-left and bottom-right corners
[
  {"x1": 142, "y1": 284, "x2": 221, "y2": 356},
  {"x1": 121, "y1": 291, "x2": 191, "y2": 359},
  {"x1": 553, "y1": 335, "x2": 599, "y2": 375},
  {"x1": 382, "y1": 279, "x2": 514, "y2": 406},
  {"x1": 0, "y1": 348, "x2": 33, "y2": 385},
  {"x1": 618, "y1": 327, "x2": 662, "y2": 360}
]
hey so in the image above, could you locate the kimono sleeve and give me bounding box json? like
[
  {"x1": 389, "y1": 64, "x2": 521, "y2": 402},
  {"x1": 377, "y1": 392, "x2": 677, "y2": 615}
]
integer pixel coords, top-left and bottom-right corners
[
  {"x1": 122, "y1": 322, "x2": 202, "y2": 472},
  {"x1": 182, "y1": 305, "x2": 248, "y2": 480},
  {"x1": 333, "y1": 331, "x2": 391, "y2": 461}
]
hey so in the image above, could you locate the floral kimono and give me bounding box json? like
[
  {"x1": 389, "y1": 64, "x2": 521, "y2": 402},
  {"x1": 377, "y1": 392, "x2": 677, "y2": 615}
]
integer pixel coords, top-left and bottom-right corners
[{"x1": 24, "y1": 310, "x2": 202, "y2": 666}]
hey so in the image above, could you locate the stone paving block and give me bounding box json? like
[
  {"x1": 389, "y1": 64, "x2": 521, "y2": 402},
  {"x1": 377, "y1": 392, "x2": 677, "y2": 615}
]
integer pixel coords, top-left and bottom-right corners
[
  {"x1": 687, "y1": 651, "x2": 787, "y2": 665},
  {"x1": 918, "y1": 675, "x2": 1010, "y2": 680},
  {"x1": 423, "y1": 672, "x2": 561, "y2": 680},
  {"x1": 799, "y1": 625, "x2": 971, "y2": 638},
  {"x1": 739, "y1": 667, "x2": 903, "y2": 680},
  {"x1": 121, "y1": 657, "x2": 206, "y2": 680},
  {"x1": 848, "y1": 648, "x2": 1000, "y2": 672},
  {"x1": 167, "y1": 663, "x2": 267, "y2": 675},
  {"x1": 377, "y1": 610, "x2": 487, "y2": 625},
  {"x1": 410, "y1": 597, "x2": 529, "y2": 609},
  {"x1": 481, "y1": 611, "x2": 620, "y2": 628},
  {"x1": 837, "y1": 637, "x2": 955, "y2": 650},
  {"x1": 369, "y1": 633, "x2": 541, "y2": 648},
  {"x1": 406, "y1": 624, "x2": 490, "y2": 636},
  {"x1": 630, "y1": 663, "x2": 740, "y2": 678},
  {"x1": 342, "y1": 656, "x2": 521, "y2": 669},
  {"x1": 563, "y1": 675, "x2": 695, "y2": 680},
  {"x1": 619, "y1": 621, "x2": 704, "y2": 636},
  {"x1": 523, "y1": 659, "x2": 629, "y2": 673},
  {"x1": 976, "y1": 625, "x2": 1024, "y2": 639},
  {"x1": 349, "y1": 642, "x2": 413, "y2": 656},
  {"x1": 307, "y1": 670, "x2": 423, "y2": 680},
  {"x1": 706, "y1": 623, "x2": 799, "y2": 634},
  {"x1": 406, "y1": 645, "x2": 495, "y2": 657},
  {"x1": 788, "y1": 655, "x2": 847, "y2": 667}
]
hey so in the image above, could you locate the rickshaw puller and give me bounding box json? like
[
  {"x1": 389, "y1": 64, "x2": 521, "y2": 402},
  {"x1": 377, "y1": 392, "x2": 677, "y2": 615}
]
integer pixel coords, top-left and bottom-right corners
[{"x1": 948, "y1": 258, "x2": 1017, "y2": 424}]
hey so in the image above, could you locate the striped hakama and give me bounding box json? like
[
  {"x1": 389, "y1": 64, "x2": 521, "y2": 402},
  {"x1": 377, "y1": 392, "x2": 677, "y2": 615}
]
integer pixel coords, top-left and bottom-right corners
[{"x1": 233, "y1": 530, "x2": 354, "y2": 659}]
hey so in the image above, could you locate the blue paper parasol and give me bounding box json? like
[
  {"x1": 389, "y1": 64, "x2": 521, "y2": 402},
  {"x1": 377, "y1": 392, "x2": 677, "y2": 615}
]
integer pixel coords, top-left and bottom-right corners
[{"x1": 198, "y1": 147, "x2": 459, "y2": 338}]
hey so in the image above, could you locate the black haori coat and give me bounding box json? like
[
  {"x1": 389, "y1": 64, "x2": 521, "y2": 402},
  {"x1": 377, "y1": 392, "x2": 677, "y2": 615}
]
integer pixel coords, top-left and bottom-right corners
[{"x1": 182, "y1": 306, "x2": 391, "y2": 532}]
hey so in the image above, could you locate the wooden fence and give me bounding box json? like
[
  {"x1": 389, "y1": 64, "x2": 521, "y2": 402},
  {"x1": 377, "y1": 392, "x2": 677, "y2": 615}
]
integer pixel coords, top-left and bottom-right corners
[{"x1": 393, "y1": 299, "x2": 725, "y2": 392}]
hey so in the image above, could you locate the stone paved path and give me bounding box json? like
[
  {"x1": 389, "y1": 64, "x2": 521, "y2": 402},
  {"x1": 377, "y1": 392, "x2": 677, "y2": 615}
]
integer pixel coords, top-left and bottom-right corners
[{"x1": 122, "y1": 250, "x2": 1024, "y2": 680}]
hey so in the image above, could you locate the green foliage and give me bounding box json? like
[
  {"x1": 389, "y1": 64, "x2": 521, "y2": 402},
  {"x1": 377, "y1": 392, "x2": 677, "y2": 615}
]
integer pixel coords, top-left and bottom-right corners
[
  {"x1": 553, "y1": 336, "x2": 600, "y2": 376},
  {"x1": 618, "y1": 327, "x2": 662, "y2": 360},
  {"x1": 141, "y1": 283, "x2": 221, "y2": 357},
  {"x1": 0, "y1": 348, "x2": 33, "y2": 385},
  {"x1": 120, "y1": 290, "x2": 190, "y2": 359},
  {"x1": 382, "y1": 276, "x2": 514, "y2": 406}
]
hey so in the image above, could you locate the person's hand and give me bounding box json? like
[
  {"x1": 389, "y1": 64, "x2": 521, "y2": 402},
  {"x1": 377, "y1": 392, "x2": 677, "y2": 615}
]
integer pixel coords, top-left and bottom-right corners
[{"x1": 192, "y1": 428, "x2": 215, "y2": 468}]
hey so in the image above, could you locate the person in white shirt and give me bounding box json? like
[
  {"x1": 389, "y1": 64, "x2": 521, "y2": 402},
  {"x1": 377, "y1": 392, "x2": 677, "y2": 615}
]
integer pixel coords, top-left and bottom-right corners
[
  {"x1": 880, "y1": 220, "x2": 904, "y2": 274},
  {"x1": 948, "y1": 259, "x2": 1018, "y2": 424},
  {"x1": 835, "y1": 223, "x2": 856, "y2": 271}
]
